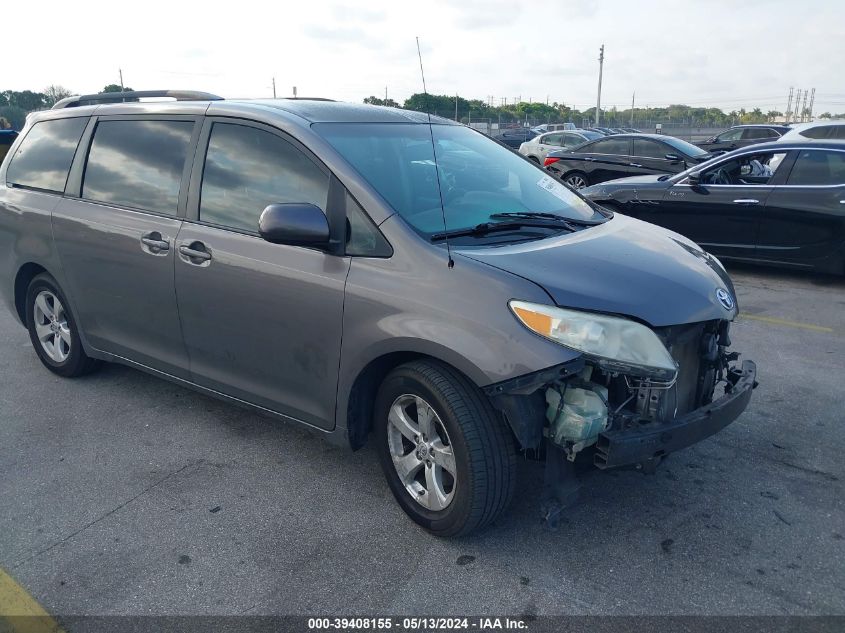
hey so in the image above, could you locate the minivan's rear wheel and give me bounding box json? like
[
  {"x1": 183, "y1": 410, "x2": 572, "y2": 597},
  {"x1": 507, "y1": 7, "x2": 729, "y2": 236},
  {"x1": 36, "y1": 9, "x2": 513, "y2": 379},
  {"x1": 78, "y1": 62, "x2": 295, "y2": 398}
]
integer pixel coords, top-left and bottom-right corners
[
  {"x1": 375, "y1": 360, "x2": 517, "y2": 537},
  {"x1": 25, "y1": 273, "x2": 100, "y2": 377},
  {"x1": 564, "y1": 172, "x2": 589, "y2": 189}
]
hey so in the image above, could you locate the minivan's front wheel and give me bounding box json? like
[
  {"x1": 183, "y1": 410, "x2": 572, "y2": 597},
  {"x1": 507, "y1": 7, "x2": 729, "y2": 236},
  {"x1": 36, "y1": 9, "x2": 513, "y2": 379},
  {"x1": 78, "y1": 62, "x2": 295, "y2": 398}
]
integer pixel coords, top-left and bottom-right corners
[
  {"x1": 25, "y1": 273, "x2": 100, "y2": 377},
  {"x1": 375, "y1": 360, "x2": 516, "y2": 537}
]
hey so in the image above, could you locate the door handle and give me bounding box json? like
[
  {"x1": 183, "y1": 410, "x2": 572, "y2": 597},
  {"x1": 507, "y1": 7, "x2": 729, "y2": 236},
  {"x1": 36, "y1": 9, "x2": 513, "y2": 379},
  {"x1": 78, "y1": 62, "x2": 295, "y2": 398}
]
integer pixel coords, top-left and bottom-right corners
[
  {"x1": 584, "y1": 157, "x2": 595, "y2": 162},
  {"x1": 733, "y1": 199, "x2": 759, "y2": 205},
  {"x1": 178, "y1": 243, "x2": 212, "y2": 265},
  {"x1": 140, "y1": 231, "x2": 170, "y2": 254},
  {"x1": 629, "y1": 163, "x2": 643, "y2": 168}
]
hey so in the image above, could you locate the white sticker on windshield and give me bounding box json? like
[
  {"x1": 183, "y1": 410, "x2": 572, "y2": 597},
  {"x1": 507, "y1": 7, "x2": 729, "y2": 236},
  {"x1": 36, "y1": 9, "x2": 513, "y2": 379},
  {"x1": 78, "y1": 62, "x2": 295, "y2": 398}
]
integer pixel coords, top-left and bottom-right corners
[{"x1": 536, "y1": 175, "x2": 573, "y2": 202}]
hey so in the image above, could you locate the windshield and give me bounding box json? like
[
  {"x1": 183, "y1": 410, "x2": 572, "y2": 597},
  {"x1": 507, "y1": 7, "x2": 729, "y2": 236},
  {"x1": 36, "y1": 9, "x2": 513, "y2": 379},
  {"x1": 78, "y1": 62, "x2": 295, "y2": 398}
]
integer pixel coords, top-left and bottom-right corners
[
  {"x1": 661, "y1": 135, "x2": 710, "y2": 158},
  {"x1": 314, "y1": 123, "x2": 604, "y2": 238}
]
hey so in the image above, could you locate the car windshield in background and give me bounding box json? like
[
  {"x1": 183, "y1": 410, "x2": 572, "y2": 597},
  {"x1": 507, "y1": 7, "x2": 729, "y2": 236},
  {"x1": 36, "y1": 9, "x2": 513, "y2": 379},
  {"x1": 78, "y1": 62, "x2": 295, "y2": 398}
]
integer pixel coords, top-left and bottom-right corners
[
  {"x1": 661, "y1": 135, "x2": 710, "y2": 158},
  {"x1": 315, "y1": 123, "x2": 604, "y2": 239}
]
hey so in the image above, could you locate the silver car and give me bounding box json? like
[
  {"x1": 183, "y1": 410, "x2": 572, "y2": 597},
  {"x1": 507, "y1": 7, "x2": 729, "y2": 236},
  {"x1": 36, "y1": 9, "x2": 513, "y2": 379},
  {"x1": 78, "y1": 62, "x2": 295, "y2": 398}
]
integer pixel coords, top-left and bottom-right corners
[
  {"x1": 0, "y1": 91, "x2": 756, "y2": 536},
  {"x1": 519, "y1": 129, "x2": 603, "y2": 163}
]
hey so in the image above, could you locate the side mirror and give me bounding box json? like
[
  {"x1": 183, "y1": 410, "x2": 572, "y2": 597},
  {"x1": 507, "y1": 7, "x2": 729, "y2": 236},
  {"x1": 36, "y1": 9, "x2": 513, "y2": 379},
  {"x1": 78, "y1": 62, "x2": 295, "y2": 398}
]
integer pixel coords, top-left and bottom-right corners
[
  {"x1": 665, "y1": 153, "x2": 681, "y2": 162},
  {"x1": 687, "y1": 172, "x2": 701, "y2": 186},
  {"x1": 258, "y1": 203, "x2": 330, "y2": 246}
]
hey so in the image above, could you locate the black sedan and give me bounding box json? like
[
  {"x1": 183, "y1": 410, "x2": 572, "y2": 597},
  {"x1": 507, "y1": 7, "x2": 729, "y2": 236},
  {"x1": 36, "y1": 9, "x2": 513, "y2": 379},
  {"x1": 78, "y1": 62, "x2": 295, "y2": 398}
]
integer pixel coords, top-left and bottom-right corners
[
  {"x1": 492, "y1": 128, "x2": 537, "y2": 148},
  {"x1": 544, "y1": 133, "x2": 711, "y2": 189},
  {"x1": 579, "y1": 141, "x2": 845, "y2": 274},
  {"x1": 696, "y1": 124, "x2": 791, "y2": 153}
]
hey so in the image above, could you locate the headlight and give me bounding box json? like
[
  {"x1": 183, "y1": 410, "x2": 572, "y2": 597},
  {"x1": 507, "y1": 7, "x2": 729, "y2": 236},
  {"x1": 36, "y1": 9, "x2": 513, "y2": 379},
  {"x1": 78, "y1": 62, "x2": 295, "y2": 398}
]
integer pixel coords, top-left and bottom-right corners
[{"x1": 509, "y1": 300, "x2": 677, "y2": 382}]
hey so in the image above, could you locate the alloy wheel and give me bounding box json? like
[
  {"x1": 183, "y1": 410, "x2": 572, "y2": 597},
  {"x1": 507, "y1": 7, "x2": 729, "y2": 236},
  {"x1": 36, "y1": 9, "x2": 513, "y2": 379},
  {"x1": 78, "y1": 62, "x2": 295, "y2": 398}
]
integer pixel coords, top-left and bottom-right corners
[
  {"x1": 386, "y1": 394, "x2": 457, "y2": 511},
  {"x1": 565, "y1": 174, "x2": 587, "y2": 189},
  {"x1": 33, "y1": 290, "x2": 71, "y2": 363}
]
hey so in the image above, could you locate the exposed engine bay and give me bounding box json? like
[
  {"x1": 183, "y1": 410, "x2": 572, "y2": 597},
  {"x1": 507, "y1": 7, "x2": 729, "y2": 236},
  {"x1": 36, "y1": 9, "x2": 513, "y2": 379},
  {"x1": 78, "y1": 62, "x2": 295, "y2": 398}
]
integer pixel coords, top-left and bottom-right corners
[{"x1": 545, "y1": 319, "x2": 738, "y2": 463}]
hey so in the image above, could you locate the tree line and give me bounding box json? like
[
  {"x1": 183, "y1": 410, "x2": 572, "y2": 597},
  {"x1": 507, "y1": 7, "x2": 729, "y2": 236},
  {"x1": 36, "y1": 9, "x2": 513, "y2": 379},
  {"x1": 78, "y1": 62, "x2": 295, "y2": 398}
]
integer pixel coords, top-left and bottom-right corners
[
  {"x1": 365, "y1": 93, "x2": 844, "y2": 128},
  {"x1": 0, "y1": 85, "x2": 131, "y2": 130},
  {"x1": 2, "y1": 85, "x2": 841, "y2": 131}
]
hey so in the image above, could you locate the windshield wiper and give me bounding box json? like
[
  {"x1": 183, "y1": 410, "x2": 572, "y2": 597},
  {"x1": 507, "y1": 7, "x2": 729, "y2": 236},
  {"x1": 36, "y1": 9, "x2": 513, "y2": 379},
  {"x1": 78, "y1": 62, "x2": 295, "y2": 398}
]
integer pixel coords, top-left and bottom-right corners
[
  {"x1": 430, "y1": 219, "x2": 576, "y2": 242},
  {"x1": 489, "y1": 211, "x2": 606, "y2": 226}
]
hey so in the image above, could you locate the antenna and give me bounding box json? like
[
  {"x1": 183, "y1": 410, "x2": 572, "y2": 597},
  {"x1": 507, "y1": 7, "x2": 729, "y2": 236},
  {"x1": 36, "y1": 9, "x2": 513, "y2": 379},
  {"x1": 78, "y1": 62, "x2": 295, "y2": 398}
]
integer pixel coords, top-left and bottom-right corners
[
  {"x1": 416, "y1": 36, "x2": 428, "y2": 94},
  {"x1": 416, "y1": 36, "x2": 453, "y2": 268}
]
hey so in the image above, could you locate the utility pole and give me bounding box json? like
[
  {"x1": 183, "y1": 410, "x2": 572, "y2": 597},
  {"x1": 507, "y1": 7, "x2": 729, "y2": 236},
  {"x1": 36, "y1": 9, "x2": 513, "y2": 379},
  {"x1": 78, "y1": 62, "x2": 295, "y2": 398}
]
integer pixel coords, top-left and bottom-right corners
[
  {"x1": 630, "y1": 92, "x2": 635, "y2": 127},
  {"x1": 808, "y1": 88, "x2": 816, "y2": 121},
  {"x1": 272, "y1": 77, "x2": 276, "y2": 98},
  {"x1": 794, "y1": 89, "x2": 803, "y2": 122},
  {"x1": 595, "y1": 44, "x2": 605, "y2": 126},
  {"x1": 119, "y1": 68, "x2": 124, "y2": 92},
  {"x1": 785, "y1": 87, "x2": 793, "y2": 123},
  {"x1": 292, "y1": 86, "x2": 297, "y2": 99}
]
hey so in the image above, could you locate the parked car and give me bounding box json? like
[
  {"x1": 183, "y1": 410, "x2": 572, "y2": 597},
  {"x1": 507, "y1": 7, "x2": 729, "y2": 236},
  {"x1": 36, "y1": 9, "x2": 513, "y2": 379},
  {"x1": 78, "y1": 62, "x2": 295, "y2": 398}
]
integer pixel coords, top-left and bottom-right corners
[
  {"x1": 777, "y1": 120, "x2": 845, "y2": 142},
  {"x1": 584, "y1": 127, "x2": 612, "y2": 136},
  {"x1": 531, "y1": 123, "x2": 576, "y2": 134},
  {"x1": 580, "y1": 141, "x2": 845, "y2": 274},
  {"x1": 518, "y1": 129, "x2": 603, "y2": 163},
  {"x1": 544, "y1": 133, "x2": 712, "y2": 189},
  {"x1": 0, "y1": 90, "x2": 756, "y2": 536},
  {"x1": 0, "y1": 130, "x2": 18, "y2": 164},
  {"x1": 492, "y1": 127, "x2": 537, "y2": 148},
  {"x1": 696, "y1": 124, "x2": 791, "y2": 153}
]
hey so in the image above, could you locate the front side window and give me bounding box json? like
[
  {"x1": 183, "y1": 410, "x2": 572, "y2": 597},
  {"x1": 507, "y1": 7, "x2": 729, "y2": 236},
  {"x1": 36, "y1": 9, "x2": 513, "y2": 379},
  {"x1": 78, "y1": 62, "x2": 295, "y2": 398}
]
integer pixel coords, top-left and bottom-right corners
[
  {"x1": 6, "y1": 117, "x2": 88, "y2": 193},
  {"x1": 632, "y1": 139, "x2": 667, "y2": 159},
  {"x1": 315, "y1": 123, "x2": 604, "y2": 238},
  {"x1": 562, "y1": 133, "x2": 586, "y2": 148},
  {"x1": 700, "y1": 151, "x2": 787, "y2": 185},
  {"x1": 786, "y1": 150, "x2": 845, "y2": 186},
  {"x1": 83, "y1": 119, "x2": 194, "y2": 215},
  {"x1": 200, "y1": 123, "x2": 329, "y2": 233}
]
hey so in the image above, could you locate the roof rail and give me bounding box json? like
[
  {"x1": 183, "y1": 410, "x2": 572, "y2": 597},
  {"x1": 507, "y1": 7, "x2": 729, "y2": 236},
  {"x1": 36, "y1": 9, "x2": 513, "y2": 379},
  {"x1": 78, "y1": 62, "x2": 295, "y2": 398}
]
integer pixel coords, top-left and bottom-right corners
[{"x1": 52, "y1": 90, "x2": 224, "y2": 110}]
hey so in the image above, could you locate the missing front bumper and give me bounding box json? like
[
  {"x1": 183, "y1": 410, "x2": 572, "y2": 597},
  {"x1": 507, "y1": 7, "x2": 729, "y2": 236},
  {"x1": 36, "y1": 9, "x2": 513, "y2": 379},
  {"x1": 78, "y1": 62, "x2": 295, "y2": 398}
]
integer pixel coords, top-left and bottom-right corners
[{"x1": 594, "y1": 360, "x2": 757, "y2": 469}]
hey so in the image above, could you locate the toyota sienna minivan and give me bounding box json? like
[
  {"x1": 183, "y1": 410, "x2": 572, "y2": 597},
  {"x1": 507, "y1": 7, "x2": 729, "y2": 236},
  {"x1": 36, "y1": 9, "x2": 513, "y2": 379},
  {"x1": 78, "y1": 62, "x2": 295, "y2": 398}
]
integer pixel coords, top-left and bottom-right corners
[{"x1": 0, "y1": 91, "x2": 756, "y2": 536}]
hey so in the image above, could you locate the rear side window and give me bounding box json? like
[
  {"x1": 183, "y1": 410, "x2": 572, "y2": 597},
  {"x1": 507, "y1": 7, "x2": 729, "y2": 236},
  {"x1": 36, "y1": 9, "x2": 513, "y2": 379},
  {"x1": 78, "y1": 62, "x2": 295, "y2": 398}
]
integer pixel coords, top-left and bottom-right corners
[
  {"x1": 199, "y1": 123, "x2": 329, "y2": 233},
  {"x1": 6, "y1": 118, "x2": 88, "y2": 193},
  {"x1": 743, "y1": 128, "x2": 775, "y2": 140},
  {"x1": 786, "y1": 150, "x2": 845, "y2": 186},
  {"x1": 800, "y1": 125, "x2": 845, "y2": 140},
  {"x1": 83, "y1": 119, "x2": 194, "y2": 215},
  {"x1": 589, "y1": 138, "x2": 630, "y2": 155}
]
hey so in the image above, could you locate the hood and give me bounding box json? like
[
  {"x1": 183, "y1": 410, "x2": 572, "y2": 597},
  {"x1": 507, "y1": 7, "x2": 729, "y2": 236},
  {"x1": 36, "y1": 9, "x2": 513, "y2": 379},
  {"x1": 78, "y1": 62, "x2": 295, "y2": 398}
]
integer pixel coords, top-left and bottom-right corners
[
  {"x1": 457, "y1": 214, "x2": 737, "y2": 328},
  {"x1": 583, "y1": 174, "x2": 667, "y2": 191}
]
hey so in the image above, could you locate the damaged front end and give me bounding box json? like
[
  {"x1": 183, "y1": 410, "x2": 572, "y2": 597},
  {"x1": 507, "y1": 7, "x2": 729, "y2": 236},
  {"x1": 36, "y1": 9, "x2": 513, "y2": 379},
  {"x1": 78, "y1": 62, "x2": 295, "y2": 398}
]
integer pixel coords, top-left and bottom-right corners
[{"x1": 486, "y1": 308, "x2": 757, "y2": 517}]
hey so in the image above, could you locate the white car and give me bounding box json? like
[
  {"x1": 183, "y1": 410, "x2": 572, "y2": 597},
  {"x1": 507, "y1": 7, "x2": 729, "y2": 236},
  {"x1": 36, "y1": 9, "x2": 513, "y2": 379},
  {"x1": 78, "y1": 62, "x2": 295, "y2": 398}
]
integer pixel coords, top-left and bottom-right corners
[
  {"x1": 777, "y1": 120, "x2": 845, "y2": 142},
  {"x1": 519, "y1": 129, "x2": 604, "y2": 163},
  {"x1": 530, "y1": 122, "x2": 576, "y2": 134}
]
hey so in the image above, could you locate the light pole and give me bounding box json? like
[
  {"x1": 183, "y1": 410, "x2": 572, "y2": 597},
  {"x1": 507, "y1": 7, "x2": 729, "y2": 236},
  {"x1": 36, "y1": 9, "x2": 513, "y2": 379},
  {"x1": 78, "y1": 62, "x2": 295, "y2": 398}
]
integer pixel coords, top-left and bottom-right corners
[{"x1": 595, "y1": 45, "x2": 604, "y2": 126}]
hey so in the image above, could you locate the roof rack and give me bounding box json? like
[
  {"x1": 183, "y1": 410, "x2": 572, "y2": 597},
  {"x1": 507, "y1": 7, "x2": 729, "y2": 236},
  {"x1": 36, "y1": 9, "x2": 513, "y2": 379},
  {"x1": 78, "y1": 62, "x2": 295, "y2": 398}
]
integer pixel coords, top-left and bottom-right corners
[{"x1": 52, "y1": 90, "x2": 224, "y2": 110}]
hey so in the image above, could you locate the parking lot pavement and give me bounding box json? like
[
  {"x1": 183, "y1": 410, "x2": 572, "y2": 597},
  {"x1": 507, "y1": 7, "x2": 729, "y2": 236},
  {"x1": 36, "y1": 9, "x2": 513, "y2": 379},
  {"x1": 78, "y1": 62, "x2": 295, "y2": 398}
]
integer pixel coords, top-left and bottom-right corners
[{"x1": 1, "y1": 266, "x2": 844, "y2": 620}]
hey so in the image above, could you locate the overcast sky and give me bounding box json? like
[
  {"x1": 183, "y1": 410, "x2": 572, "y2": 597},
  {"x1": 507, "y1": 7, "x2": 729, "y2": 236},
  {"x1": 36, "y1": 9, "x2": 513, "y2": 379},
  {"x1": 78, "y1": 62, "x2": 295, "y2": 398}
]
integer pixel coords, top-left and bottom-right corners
[{"x1": 7, "y1": 0, "x2": 845, "y2": 114}]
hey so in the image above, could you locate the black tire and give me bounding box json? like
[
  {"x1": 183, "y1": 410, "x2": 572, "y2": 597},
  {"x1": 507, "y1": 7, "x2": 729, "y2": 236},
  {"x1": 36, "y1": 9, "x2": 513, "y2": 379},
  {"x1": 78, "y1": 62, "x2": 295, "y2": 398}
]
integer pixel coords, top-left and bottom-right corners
[
  {"x1": 375, "y1": 360, "x2": 517, "y2": 537},
  {"x1": 563, "y1": 171, "x2": 589, "y2": 189},
  {"x1": 25, "y1": 273, "x2": 100, "y2": 377}
]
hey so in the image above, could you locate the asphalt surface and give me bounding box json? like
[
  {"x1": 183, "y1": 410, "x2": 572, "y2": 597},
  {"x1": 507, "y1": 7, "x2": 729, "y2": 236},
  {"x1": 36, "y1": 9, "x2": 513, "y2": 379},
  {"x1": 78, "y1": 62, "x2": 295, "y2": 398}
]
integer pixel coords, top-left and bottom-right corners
[{"x1": 1, "y1": 265, "x2": 844, "y2": 618}]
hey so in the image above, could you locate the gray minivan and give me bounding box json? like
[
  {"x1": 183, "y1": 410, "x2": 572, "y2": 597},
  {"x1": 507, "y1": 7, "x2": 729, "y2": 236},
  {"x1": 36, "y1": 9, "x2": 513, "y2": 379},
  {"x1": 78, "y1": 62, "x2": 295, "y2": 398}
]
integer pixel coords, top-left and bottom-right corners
[{"x1": 0, "y1": 91, "x2": 756, "y2": 536}]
